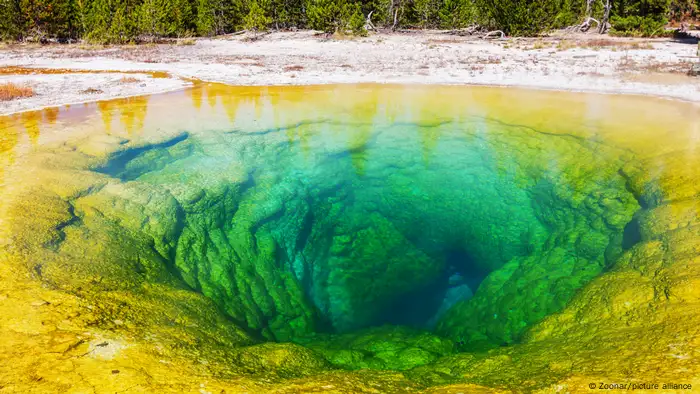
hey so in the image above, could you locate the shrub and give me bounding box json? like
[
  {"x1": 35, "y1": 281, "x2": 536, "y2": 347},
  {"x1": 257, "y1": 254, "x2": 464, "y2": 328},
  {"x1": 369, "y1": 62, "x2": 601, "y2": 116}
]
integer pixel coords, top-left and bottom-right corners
[
  {"x1": 195, "y1": 0, "x2": 242, "y2": 37},
  {"x1": 610, "y1": 15, "x2": 668, "y2": 36},
  {"x1": 669, "y1": 0, "x2": 697, "y2": 22},
  {"x1": 244, "y1": 1, "x2": 271, "y2": 37},
  {"x1": 0, "y1": 82, "x2": 35, "y2": 101},
  {"x1": 349, "y1": 6, "x2": 367, "y2": 36},
  {"x1": 414, "y1": 0, "x2": 441, "y2": 27},
  {"x1": 306, "y1": 0, "x2": 359, "y2": 34},
  {"x1": 475, "y1": 0, "x2": 561, "y2": 36},
  {"x1": 0, "y1": 0, "x2": 681, "y2": 41},
  {"x1": 439, "y1": 0, "x2": 477, "y2": 29},
  {"x1": 119, "y1": 76, "x2": 141, "y2": 83},
  {"x1": 552, "y1": 0, "x2": 587, "y2": 29},
  {"x1": 177, "y1": 37, "x2": 196, "y2": 45},
  {"x1": 0, "y1": 0, "x2": 23, "y2": 40},
  {"x1": 137, "y1": 0, "x2": 177, "y2": 40},
  {"x1": 19, "y1": 0, "x2": 72, "y2": 41}
]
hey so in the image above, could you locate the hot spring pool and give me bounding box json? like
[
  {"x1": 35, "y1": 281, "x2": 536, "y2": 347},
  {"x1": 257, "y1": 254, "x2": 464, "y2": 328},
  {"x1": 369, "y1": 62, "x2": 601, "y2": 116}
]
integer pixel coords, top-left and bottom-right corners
[{"x1": 2, "y1": 84, "x2": 699, "y2": 392}]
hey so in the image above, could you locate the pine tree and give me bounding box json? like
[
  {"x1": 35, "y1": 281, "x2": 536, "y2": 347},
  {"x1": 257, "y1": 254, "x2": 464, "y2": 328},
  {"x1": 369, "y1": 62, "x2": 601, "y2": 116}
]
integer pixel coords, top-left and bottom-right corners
[
  {"x1": 138, "y1": 0, "x2": 177, "y2": 40},
  {"x1": 196, "y1": 0, "x2": 217, "y2": 35},
  {"x1": 439, "y1": 0, "x2": 475, "y2": 29},
  {"x1": 474, "y1": 0, "x2": 562, "y2": 35},
  {"x1": 669, "y1": 0, "x2": 697, "y2": 22},
  {"x1": 71, "y1": 0, "x2": 93, "y2": 38},
  {"x1": 307, "y1": 0, "x2": 355, "y2": 33},
  {"x1": 413, "y1": 0, "x2": 440, "y2": 27},
  {"x1": 20, "y1": 0, "x2": 72, "y2": 41},
  {"x1": 84, "y1": 0, "x2": 139, "y2": 43},
  {"x1": 349, "y1": 4, "x2": 367, "y2": 35},
  {"x1": 172, "y1": 0, "x2": 194, "y2": 35},
  {"x1": 243, "y1": 0, "x2": 271, "y2": 37},
  {"x1": 610, "y1": 0, "x2": 671, "y2": 36},
  {"x1": 109, "y1": 2, "x2": 132, "y2": 42},
  {"x1": 0, "y1": 0, "x2": 23, "y2": 40},
  {"x1": 0, "y1": 0, "x2": 678, "y2": 41},
  {"x1": 84, "y1": 0, "x2": 110, "y2": 42},
  {"x1": 196, "y1": 0, "x2": 241, "y2": 36},
  {"x1": 265, "y1": 0, "x2": 304, "y2": 29}
]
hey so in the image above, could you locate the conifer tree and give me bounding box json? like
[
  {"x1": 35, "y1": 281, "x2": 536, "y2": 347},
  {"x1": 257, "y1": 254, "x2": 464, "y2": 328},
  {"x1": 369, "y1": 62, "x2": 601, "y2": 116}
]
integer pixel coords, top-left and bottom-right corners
[
  {"x1": 414, "y1": 0, "x2": 440, "y2": 27},
  {"x1": 610, "y1": 0, "x2": 672, "y2": 35},
  {"x1": 474, "y1": 0, "x2": 561, "y2": 35},
  {"x1": 196, "y1": 0, "x2": 217, "y2": 35},
  {"x1": 196, "y1": 0, "x2": 240, "y2": 36},
  {"x1": 265, "y1": 0, "x2": 304, "y2": 29},
  {"x1": 71, "y1": 0, "x2": 93, "y2": 38},
  {"x1": 0, "y1": 0, "x2": 23, "y2": 40},
  {"x1": 138, "y1": 0, "x2": 177, "y2": 39},
  {"x1": 349, "y1": 4, "x2": 367, "y2": 35},
  {"x1": 20, "y1": 0, "x2": 72, "y2": 40},
  {"x1": 0, "y1": 0, "x2": 681, "y2": 41},
  {"x1": 108, "y1": 2, "x2": 133, "y2": 43},
  {"x1": 439, "y1": 0, "x2": 475, "y2": 29},
  {"x1": 244, "y1": 0, "x2": 271, "y2": 37},
  {"x1": 84, "y1": 0, "x2": 110, "y2": 41},
  {"x1": 172, "y1": 0, "x2": 194, "y2": 35},
  {"x1": 307, "y1": 0, "x2": 355, "y2": 33}
]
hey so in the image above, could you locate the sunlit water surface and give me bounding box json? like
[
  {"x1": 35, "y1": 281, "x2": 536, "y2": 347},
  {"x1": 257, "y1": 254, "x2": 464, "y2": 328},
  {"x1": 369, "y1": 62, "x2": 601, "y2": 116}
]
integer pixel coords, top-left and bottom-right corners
[{"x1": 1, "y1": 84, "x2": 699, "y2": 353}]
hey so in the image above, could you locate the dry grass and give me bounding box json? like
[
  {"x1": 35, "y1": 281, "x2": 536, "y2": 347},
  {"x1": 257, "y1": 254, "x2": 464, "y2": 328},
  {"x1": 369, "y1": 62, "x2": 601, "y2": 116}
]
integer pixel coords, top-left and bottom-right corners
[
  {"x1": 557, "y1": 39, "x2": 654, "y2": 51},
  {"x1": 481, "y1": 56, "x2": 503, "y2": 64},
  {"x1": 592, "y1": 39, "x2": 653, "y2": 49},
  {"x1": 425, "y1": 38, "x2": 462, "y2": 45},
  {"x1": 177, "y1": 38, "x2": 196, "y2": 46},
  {"x1": 639, "y1": 59, "x2": 694, "y2": 74},
  {"x1": 331, "y1": 32, "x2": 359, "y2": 41},
  {"x1": 0, "y1": 82, "x2": 35, "y2": 101},
  {"x1": 577, "y1": 71, "x2": 606, "y2": 77},
  {"x1": 81, "y1": 87, "x2": 104, "y2": 94},
  {"x1": 78, "y1": 44, "x2": 107, "y2": 50},
  {"x1": 528, "y1": 40, "x2": 551, "y2": 50},
  {"x1": 283, "y1": 65, "x2": 305, "y2": 72},
  {"x1": 614, "y1": 55, "x2": 691, "y2": 74},
  {"x1": 119, "y1": 76, "x2": 141, "y2": 83}
]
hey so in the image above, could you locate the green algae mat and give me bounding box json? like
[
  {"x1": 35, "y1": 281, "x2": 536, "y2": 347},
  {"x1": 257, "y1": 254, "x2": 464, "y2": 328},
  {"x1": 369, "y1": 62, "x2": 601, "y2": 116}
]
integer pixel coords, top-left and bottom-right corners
[{"x1": 1, "y1": 84, "x2": 699, "y2": 393}]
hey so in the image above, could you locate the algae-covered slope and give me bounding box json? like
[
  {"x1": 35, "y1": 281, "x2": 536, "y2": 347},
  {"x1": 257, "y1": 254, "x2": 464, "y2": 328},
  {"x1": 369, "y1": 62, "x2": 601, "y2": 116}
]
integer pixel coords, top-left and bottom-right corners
[{"x1": 1, "y1": 84, "x2": 699, "y2": 393}]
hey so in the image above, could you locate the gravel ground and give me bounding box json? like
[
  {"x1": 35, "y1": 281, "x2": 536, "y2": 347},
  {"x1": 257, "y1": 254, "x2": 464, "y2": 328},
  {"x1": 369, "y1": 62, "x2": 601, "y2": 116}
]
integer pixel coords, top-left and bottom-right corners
[{"x1": 0, "y1": 30, "x2": 699, "y2": 114}]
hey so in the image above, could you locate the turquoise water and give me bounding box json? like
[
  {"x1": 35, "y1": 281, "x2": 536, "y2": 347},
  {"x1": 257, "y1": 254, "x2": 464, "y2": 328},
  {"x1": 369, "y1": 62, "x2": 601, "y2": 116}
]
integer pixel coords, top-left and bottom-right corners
[{"x1": 2, "y1": 84, "x2": 645, "y2": 350}]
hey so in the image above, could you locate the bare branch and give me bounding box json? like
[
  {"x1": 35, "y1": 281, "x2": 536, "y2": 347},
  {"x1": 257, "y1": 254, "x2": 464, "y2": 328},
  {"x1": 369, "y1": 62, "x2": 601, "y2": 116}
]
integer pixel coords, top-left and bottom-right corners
[
  {"x1": 599, "y1": 0, "x2": 611, "y2": 34},
  {"x1": 451, "y1": 25, "x2": 481, "y2": 36},
  {"x1": 365, "y1": 11, "x2": 375, "y2": 31},
  {"x1": 221, "y1": 30, "x2": 248, "y2": 37},
  {"x1": 483, "y1": 30, "x2": 505, "y2": 39}
]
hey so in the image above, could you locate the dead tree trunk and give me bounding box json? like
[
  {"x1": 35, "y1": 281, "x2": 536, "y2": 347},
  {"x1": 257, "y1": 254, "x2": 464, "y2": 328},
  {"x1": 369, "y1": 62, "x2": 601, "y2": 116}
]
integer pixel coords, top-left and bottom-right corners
[
  {"x1": 599, "y1": 0, "x2": 611, "y2": 34},
  {"x1": 581, "y1": 0, "x2": 596, "y2": 31},
  {"x1": 392, "y1": 9, "x2": 400, "y2": 31},
  {"x1": 565, "y1": 0, "x2": 600, "y2": 33},
  {"x1": 585, "y1": 0, "x2": 594, "y2": 19},
  {"x1": 365, "y1": 11, "x2": 376, "y2": 31},
  {"x1": 483, "y1": 30, "x2": 505, "y2": 39}
]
